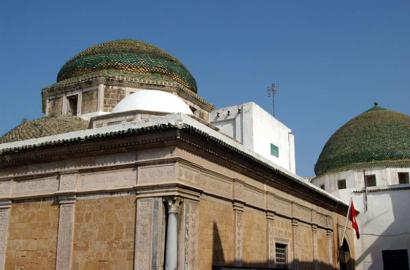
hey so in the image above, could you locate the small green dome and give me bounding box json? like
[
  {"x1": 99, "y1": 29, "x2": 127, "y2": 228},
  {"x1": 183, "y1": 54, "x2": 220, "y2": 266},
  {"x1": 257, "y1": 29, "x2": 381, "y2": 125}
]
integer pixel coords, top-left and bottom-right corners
[
  {"x1": 57, "y1": 39, "x2": 197, "y2": 93},
  {"x1": 315, "y1": 104, "x2": 410, "y2": 176},
  {"x1": 0, "y1": 115, "x2": 89, "y2": 144}
]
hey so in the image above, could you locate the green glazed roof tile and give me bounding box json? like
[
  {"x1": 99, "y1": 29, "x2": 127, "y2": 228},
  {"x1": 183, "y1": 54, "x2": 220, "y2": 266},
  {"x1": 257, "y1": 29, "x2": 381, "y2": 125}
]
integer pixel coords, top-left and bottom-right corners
[
  {"x1": 315, "y1": 104, "x2": 410, "y2": 176},
  {"x1": 57, "y1": 39, "x2": 197, "y2": 93},
  {"x1": 0, "y1": 115, "x2": 89, "y2": 144}
]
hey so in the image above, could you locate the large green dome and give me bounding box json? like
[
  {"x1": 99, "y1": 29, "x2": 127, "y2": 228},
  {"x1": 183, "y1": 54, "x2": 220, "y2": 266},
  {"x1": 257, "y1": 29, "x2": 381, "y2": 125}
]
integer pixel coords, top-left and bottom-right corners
[
  {"x1": 57, "y1": 39, "x2": 197, "y2": 93},
  {"x1": 315, "y1": 104, "x2": 410, "y2": 176}
]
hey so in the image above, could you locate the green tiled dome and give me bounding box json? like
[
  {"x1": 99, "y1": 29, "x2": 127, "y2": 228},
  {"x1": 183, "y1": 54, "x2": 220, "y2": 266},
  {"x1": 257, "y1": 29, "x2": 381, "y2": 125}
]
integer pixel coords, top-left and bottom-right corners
[
  {"x1": 315, "y1": 104, "x2": 410, "y2": 176},
  {"x1": 57, "y1": 39, "x2": 197, "y2": 93},
  {"x1": 0, "y1": 115, "x2": 89, "y2": 144}
]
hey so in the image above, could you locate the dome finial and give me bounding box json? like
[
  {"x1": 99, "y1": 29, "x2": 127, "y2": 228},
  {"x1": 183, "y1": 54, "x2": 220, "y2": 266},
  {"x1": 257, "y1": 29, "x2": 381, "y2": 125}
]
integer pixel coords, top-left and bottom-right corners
[{"x1": 374, "y1": 102, "x2": 379, "y2": 107}]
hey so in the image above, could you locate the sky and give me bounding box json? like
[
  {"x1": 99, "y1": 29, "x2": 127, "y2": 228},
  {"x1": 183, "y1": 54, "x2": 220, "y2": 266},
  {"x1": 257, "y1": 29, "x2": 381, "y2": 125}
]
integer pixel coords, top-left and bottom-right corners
[{"x1": 1, "y1": 0, "x2": 409, "y2": 176}]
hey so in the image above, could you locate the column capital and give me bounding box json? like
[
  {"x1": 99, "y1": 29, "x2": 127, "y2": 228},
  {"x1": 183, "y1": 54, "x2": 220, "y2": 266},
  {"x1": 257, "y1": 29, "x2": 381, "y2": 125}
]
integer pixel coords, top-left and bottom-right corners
[
  {"x1": 0, "y1": 200, "x2": 12, "y2": 209},
  {"x1": 233, "y1": 201, "x2": 244, "y2": 212},
  {"x1": 326, "y1": 229, "x2": 333, "y2": 236},
  {"x1": 58, "y1": 195, "x2": 76, "y2": 205},
  {"x1": 266, "y1": 211, "x2": 275, "y2": 220},
  {"x1": 164, "y1": 197, "x2": 182, "y2": 214},
  {"x1": 312, "y1": 224, "x2": 318, "y2": 231},
  {"x1": 292, "y1": 219, "x2": 298, "y2": 227}
]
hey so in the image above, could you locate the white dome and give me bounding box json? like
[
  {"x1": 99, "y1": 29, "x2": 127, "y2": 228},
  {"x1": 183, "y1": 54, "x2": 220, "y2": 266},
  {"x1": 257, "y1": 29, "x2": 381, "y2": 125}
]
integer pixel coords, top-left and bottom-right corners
[{"x1": 112, "y1": 89, "x2": 193, "y2": 115}]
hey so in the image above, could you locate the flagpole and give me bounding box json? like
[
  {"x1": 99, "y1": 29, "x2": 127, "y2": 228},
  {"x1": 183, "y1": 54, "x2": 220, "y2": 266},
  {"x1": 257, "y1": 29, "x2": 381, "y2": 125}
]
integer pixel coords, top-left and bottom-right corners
[{"x1": 340, "y1": 197, "x2": 352, "y2": 247}]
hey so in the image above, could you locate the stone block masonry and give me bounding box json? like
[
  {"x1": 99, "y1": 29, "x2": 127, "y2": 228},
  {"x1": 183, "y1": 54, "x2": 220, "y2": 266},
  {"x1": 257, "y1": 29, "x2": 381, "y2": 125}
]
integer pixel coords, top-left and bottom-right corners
[
  {"x1": 5, "y1": 200, "x2": 59, "y2": 270},
  {"x1": 72, "y1": 196, "x2": 135, "y2": 270},
  {"x1": 103, "y1": 86, "x2": 125, "y2": 112}
]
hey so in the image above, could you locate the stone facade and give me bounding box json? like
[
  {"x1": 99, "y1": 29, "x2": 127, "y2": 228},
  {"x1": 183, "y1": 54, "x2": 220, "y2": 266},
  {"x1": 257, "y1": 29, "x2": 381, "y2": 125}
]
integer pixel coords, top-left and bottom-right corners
[
  {"x1": 73, "y1": 196, "x2": 135, "y2": 270},
  {"x1": 5, "y1": 200, "x2": 59, "y2": 270},
  {"x1": 0, "y1": 122, "x2": 354, "y2": 270},
  {"x1": 81, "y1": 90, "x2": 98, "y2": 114},
  {"x1": 103, "y1": 86, "x2": 126, "y2": 112},
  {"x1": 47, "y1": 96, "x2": 63, "y2": 115}
]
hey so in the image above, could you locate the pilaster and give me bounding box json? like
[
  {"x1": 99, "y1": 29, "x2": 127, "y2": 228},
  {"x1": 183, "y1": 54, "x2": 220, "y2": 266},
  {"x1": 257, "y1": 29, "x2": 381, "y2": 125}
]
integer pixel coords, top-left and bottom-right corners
[
  {"x1": 233, "y1": 201, "x2": 244, "y2": 266},
  {"x1": 312, "y1": 225, "x2": 318, "y2": 270},
  {"x1": 291, "y1": 219, "x2": 299, "y2": 270},
  {"x1": 97, "y1": 83, "x2": 105, "y2": 112},
  {"x1": 134, "y1": 197, "x2": 166, "y2": 270},
  {"x1": 326, "y1": 229, "x2": 334, "y2": 270},
  {"x1": 0, "y1": 200, "x2": 11, "y2": 270},
  {"x1": 56, "y1": 195, "x2": 76, "y2": 270},
  {"x1": 178, "y1": 198, "x2": 199, "y2": 270},
  {"x1": 266, "y1": 211, "x2": 275, "y2": 267}
]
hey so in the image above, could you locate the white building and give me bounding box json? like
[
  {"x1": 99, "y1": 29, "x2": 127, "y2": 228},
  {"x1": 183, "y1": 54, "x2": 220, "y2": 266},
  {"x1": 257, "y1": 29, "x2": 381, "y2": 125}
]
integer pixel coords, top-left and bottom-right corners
[
  {"x1": 311, "y1": 103, "x2": 410, "y2": 270},
  {"x1": 210, "y1": 102, "x2": 296, "y2": 173}
]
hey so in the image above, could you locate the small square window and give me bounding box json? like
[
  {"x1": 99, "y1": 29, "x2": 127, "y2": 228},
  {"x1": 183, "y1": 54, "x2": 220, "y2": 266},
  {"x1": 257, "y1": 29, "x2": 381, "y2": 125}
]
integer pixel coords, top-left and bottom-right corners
[
  {"x1": 320, "y1": 184, "x2": 325, "y2": 190},
  {"x1": 338, "y1": 179, "x2": 346, "y2": 190},
  {"x1": 365, "y1": 175, "x2": 376, "y2": 187},
  {"x1": 275, "y1": 243, "x2": 287, "y2": 268},
  {"x1": 398, "y1": 173, "x2": 409, "y2": 184},
  {"x1": 270, "y1": 143, "x2": 279, "y2": 157}
]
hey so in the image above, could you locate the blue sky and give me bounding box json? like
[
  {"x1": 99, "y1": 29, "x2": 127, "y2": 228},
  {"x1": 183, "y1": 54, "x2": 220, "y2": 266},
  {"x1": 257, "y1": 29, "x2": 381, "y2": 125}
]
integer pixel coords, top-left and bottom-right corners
[{"x1": 1, "y1": 0, "x2": 409, "y2": 176}]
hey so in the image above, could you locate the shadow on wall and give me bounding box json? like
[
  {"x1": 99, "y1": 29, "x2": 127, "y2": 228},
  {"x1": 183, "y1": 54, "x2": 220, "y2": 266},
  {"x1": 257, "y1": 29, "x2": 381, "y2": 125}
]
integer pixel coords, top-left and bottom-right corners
[
  {"x1": 211, "y1": 222, "x2": 353, "y2": 270},
  {"x1": 355, "y1": 191, "x2": 410, "y2": 270}
]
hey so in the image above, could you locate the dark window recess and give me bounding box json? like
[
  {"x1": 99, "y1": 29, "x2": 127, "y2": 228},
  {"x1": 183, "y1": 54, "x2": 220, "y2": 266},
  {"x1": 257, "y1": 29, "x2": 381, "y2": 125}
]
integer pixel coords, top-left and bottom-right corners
[
  {"x1": 398, "y1": 173, "x2": 409, "y2": 184},
  {"x1": 320, "y1": 184, "x2": 325, "y2": 190},
  {"x1": 275, "y1": 243, "x2": 287, "y2": 268},
  {"x1": 67, "y1": 95, "x2": 78, "y2": 116},
  {"x1": 382, "y1": 250, "x2": 409, "y2": 270},
  {"x1": 365, "y1": 175, "x2": 376, "y2": 187},
  {"x1": 338, "y1": 179, "x2": 347, "y2": 190}
]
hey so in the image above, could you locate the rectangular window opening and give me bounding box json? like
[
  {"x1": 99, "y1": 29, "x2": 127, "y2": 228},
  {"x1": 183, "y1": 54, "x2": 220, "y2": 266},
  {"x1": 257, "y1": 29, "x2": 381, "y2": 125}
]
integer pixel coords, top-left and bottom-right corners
[
  {"x1": 365, "y1": 174, "x2": 376, "y2": 187},
  {"x1": 398, "y1": 172, "x2": 409, "y2": 184},
  {"x1": 67, "y1": 95, "x2": 78, "y2": 116},
  {"x1": 338, "y1": 179, "x2": 347, "y2": 190},
  {"x1": 382, "y1": 249, "x2": 409, "y2": 270},
  {"x1": 320, "y1": 184, "x2": 325, "y2": 190},
  {"x1": 275, "y1": 243, "x2": 287, "y2": 269},
  {"x1": 270, "y1": 143, "x2": 279, "y2": 158}
]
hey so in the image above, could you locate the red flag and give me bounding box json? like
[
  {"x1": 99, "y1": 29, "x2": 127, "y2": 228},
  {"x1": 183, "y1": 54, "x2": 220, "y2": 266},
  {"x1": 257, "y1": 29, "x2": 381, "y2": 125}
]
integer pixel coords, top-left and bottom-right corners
[{"x1": 349, "y1": 201, "x2": 360, "y2": 239}]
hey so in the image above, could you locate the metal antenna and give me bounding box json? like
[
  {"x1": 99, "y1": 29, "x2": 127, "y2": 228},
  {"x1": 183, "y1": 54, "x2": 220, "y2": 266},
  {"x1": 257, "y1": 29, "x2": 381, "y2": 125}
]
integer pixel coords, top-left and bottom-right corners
[{"x1": 267, "y1": 83, "x2": 279, "y2": 116}]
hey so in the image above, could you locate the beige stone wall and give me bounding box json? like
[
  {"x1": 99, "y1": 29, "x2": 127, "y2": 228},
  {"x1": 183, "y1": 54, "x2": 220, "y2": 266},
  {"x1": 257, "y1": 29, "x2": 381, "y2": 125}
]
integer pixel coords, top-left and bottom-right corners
[
  {"x1": 5, "y1": 200, "x2": 59, "y2": 270},
  {"x1": 103, "y1": 86, "x2": 125, "y2": 112},
  {"x1": 242, "y1": 208, "x2": 267, "y2": 265},
  {"x1": 317, "y1": 228, "x2": 329, "y2": 269},
  {"x1": 81, "y1": 90, "x2": 98, "y2": 114},
  {"x1": 297, "y1": 224, "x2": 314, "y2": 267},
  {"x1": 72, "y1": 196, "x2": 135, "y2": 270},
  {"x1": 198, "y1": 198, "x2": 234, "y2": 269},
  {"x1": 48, "y1": 97, "x2": 63, "y2": 115}
]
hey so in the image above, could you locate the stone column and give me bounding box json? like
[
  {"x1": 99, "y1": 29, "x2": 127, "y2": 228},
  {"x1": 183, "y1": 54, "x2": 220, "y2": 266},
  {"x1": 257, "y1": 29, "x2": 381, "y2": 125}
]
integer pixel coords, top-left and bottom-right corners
[
  {"x1": 266, "y1": 211, "x2": 276, "y2": 267},
  {"x1": 233, "y1": 201, "x2": 244, "y2": 266},
  {"x1": 291, "y1": 219, "x2": 299, "y2": 270},
  {"x1": 0, "y1": 200, "x2": 11, "y2": 270},
  {"x1": 56, "y1": 195, "x2": 76, "y2": 270},
  {"x1": 312, "y1": 225, "x2": 318, "y2": 270},
  {"x1": 165, "y1": 198, "x2": 181, "y2": 270},
  {"x1": 326, "y1": 229, "x2": 334, "y2": 270},
  {"x1": 134, "y1": 197, "x2": 166, "y2": 270},
  {"x1": 178, "y1": 199, "x2": 199, "y2": 270}
]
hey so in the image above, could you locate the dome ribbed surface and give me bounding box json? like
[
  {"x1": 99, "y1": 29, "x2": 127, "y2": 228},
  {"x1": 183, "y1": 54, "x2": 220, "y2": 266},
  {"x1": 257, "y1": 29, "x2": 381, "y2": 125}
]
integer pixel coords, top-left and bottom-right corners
[
  {"x1": 0, "y1": 115, "x2": 89, "y2": 144},
  {"x1": 315, "y1": 105, "x2": 410, "y2": 176},
  {"x1": 57, "y1": 39, "x2": 197, "y2": 93}
]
